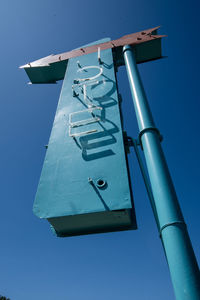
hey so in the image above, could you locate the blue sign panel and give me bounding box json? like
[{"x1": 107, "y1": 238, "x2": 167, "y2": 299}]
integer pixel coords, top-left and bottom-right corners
[{"x1": 33, "y1": 38, "x2": 136, "y2": 236}]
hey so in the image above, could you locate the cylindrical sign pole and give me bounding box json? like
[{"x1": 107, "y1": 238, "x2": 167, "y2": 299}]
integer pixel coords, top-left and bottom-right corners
[{"x1": 123, "y1": 45, "x2": 200, "y2": 300}]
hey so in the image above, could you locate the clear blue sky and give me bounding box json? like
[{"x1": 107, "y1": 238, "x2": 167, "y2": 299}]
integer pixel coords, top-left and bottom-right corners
[{"x1": 0, "y1": 0, "x2": 200, "y2": 299}]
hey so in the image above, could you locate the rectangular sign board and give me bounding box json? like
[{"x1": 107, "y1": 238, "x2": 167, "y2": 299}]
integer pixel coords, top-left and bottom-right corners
[{"x1": 33, "y1": 38, "x2": 137, "y2": 236}]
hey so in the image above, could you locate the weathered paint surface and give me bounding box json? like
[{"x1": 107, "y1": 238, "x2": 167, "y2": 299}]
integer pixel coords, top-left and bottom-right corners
[{"x1": 33, "y1": 38, "x2": 136, "y2": 236}]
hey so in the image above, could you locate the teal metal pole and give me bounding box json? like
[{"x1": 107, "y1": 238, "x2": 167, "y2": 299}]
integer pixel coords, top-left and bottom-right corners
[{"x1": 123, "y1": 45, "x2": 200, "y2": 300}]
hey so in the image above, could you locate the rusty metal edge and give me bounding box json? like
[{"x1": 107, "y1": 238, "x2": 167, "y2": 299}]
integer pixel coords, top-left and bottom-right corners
[{"x1": 20, "y1": 26, "x2": 166, "y2": 69}]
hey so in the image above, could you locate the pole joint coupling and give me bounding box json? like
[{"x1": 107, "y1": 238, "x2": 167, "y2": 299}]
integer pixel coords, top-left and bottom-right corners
[
  {"x1": 139, "y1": 127, "x2": 163, "y2": 150},
  {"x1": 159, "y1": 221, "x2": 187, "y2": 238}
]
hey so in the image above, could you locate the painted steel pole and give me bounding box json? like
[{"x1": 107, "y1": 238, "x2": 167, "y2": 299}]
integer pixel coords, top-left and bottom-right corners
[{"x1": 123, "y1": 45, "x2": 200, "y2": 300}]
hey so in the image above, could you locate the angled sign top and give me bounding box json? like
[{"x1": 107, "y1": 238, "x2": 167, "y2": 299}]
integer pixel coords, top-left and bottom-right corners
[{"x1": 20, "y1": 26, "x2": 165, "y2": 84}]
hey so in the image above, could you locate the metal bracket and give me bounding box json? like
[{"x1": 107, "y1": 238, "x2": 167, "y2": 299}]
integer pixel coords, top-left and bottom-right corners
[
  {"x1": 123, "y1": 132, "x2": 139, "y2": 153},
  {"x1": 98, "y1": 47, "x2": 103, "y2": 65}
]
